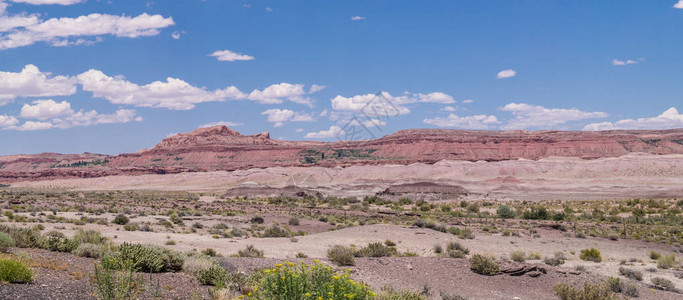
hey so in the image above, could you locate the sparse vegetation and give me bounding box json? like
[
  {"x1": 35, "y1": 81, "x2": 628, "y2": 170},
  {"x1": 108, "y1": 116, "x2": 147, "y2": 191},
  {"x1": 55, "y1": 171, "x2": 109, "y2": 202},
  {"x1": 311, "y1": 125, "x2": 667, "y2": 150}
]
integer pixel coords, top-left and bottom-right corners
[
  {"x1": 579, "y1": 248, "x2": 602, "y2": 263},
  {"x1": 469, "y1": 254, "x2": 499, "y2": 276},
  {"x1": 327, "y1": 245, "x2": 355, "y2": 266},
  {"x1": 0, "y1": 257, "x2": 33, "y2": 283}
]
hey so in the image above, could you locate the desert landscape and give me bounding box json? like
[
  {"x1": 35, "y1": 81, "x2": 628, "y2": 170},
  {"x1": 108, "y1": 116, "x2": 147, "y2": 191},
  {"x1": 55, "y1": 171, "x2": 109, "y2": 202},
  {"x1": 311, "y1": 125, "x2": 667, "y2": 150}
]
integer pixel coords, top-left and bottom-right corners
[{"x1": 0, "y1": 126, "x2": 681, "y2": 299}]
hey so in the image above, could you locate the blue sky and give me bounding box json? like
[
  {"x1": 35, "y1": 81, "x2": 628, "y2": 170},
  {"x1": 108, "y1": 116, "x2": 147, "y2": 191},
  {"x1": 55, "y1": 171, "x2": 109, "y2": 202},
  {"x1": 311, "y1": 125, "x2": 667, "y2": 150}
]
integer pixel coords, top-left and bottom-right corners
[{"x1": 1, "y1": 0, "x2": 683, "y2": 155}]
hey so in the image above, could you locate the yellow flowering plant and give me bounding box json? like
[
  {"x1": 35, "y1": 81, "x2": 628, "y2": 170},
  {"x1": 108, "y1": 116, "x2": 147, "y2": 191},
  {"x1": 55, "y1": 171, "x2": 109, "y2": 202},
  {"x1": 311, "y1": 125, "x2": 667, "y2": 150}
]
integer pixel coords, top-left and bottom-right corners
[{"x1": 244, "y1": 261, "x2": 375, "y2": 300}]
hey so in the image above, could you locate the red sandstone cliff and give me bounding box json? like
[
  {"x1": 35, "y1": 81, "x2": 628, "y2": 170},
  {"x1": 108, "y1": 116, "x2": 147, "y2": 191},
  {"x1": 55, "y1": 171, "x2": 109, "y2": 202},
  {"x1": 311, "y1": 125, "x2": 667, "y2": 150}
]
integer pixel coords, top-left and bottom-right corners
[{"x1": 1, "y1": 126, "x2": 682, "y2": 182}]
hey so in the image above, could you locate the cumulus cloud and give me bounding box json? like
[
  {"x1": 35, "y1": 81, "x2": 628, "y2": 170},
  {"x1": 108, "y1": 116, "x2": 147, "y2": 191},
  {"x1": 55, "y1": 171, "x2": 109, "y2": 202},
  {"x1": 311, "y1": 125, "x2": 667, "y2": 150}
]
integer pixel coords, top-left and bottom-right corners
[
  {"x1": 261, "y1": 108, "x2": 313, "y2": 127},
  {"x1": 0, "y1": 114, "x2": 18, "y2": 127},
  {"x1": 462, "y1": 99, "x2": 474, "y2": 104},
  {"x1": 9, "y1": 0, "x2": 85, "y2": 4},
  {"x1": 0, "y1": 9, "x2": 174, "y2": 50},
  {"x1": 77, "y1": 69, "x2": 245, "y2": 110},
  {"x1": 200, "y1": 121, "x2": 242, "y2": 128},
  {"x1": 209, "y1": 50, "x2": 255, "y2": 62},
  {"x1": 4, "y1": 99, "x2": 141, "y2": 131},
  {"x1": 351, "y1": 16, "x2": 365, "y2": 21},
  {"x1": 20, "y1": 99, "x2": 72, "y2": 120},
  {"x1": 501, "y1": 103, "x2": 608, "y2": 129},
  {"x1": 331, "y1": 91, "x2": 453, "y2": 117},
  {"x1": 496, "y1": 69, "x2": 516, "y2": 79},
  {"x1": 171, "y1": 30, "x2": 185, "y2": 39},
  {"x1": 248, "y1": 83, "x2": 313, "y2": 106},
  {"x1": 675, "y1": 0, "x2": 683, "y2": 9},
  {"x1": 305, "y1": 125, "x2": 343, "y2": 139},
  {"x1": 309, "y1": 84, "x2": 325, "y2": 94},
  {"x1": 0, "y1": 64, "x2": 76, "y2": 102},
  {"x1": 612, "y1": 58, "x2": 639, "y2": 66},
  {"x1": 583, "y1": 107, "x2": 683, "y2": 131},
  {"x1": 423, "y1": 114, "x2": 499, "y2": 129},
  {"x1": 441, "y1": 106, "x2": 457, "y2": 112}
]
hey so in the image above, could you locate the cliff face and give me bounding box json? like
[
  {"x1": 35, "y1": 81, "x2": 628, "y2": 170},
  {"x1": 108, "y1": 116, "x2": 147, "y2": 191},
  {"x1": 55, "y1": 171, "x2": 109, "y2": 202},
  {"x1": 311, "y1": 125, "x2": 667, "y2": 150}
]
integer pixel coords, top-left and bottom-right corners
[{"x1": 2, "y1": 126, "x2": 683, "y2": 182}]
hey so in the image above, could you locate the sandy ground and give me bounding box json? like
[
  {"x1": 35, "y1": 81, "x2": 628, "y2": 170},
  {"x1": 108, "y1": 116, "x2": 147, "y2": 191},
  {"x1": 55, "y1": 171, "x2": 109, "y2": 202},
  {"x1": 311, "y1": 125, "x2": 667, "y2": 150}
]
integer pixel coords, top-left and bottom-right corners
[{"x1": 10, "y1": 154, "x2": 683, "y2": 201}]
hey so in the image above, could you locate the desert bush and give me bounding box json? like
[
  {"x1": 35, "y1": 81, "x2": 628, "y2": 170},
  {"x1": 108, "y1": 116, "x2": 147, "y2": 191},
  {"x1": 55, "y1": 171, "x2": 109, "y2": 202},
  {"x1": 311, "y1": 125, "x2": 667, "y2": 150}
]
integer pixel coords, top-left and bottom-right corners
[
  {"x1": 250, "y1": 216, "x2": 264, "y2": 224},
  {"x1": 445, "y1": 241, "x2": 469, "y2": 258},
  {"x1": 91, "y1": 255, "x2": 143, "y2": 300},
  {"x1": 0, "y1": 226, "x2": 41, "y2": 248},
  {"x1": 510, "y1": 250, "x2": 526, "y2": 262},
  {"x1": 355, "y1": 242, "x2": 397, "y2": 258},
  {"x1": 0, "y1": 232, "x2": 15, "y2": 253},
  {"x1": 656, "y1": 254, "x2": 676, "y2": 269},
  {"x1": 112, "y1": 214, "x2": 129, "y2": 225},
  {"x1": 327, "y1": 245, "x2": 355, "y2": 266},
  {"x1": 651, "y1": 277, "x2": 675, "y2": 291},
  {"x1": 43, "y1": 235, "x2": 80, "y2": 253},
  {"x1": 579, "y1": 248, "x2": 602, "y2": 262},
  {"x1": 74, "y1": 243, "x2": 104, "y2": 258},
  {"x1": 113, "y1": 243, "x2": 184, "y2": 273},
  {"x1": 288, "y1": 217, "x2": 300, "y2": 226},
  {"x1": 544, "y1": 252, "x2": 567, "y2": 266},
  {"x1": 0, "y1": 257, "x2": 33, "y2": 283},
  {"x1": 250, "y1": 261, "x2": 374, "y2": 300},
  {"x1": 182, "y1": 256, "x2": 216, "y2": 276},
  {"x1": 384, "y1": 239, "x2": 396, "y2": 247},
  {"x1": 237, "y1": 245, "x2": 264, "y2": 258},
  {"x1": 496, "y1": 205, "x2": 515, "y2": 219},
  {"x1": 606, "y1": 277, "x2": 623, "y2": 293},
  {"x1": 553, "y1": 281, "x2": 623, "y2": 300},
  {"x1": 196, "y1": 265, "x2": 229, "y2": 287},
  {"x1": 649, "y1": 250, "x2": 661, "y2": 260},
  {"x1": 618, "y1": 267, "x2": 643, "y2": 281},
  {"x1": 376, "y1": 286, "x2": 426, "y2": 300},
  {"x1": 622, "y1": 284, "x2": 639, "y2": 298},
  {"x1": 123, "y1": 223, "x2": 139, "y2": 231},
  {"x1": 469, "y1": 254, "x2": 499, "y2": 276},
  {"x1": 433, "y1": 244, "x2": 443, "y2": 254},
  {"x1": 261, "y1": 225, "x2": 290, "y2": 238},
  {"x1": 202, "y1": 248, "x2": 218, "y2": 257},
  {"x1": 74, "y1": 229, "x2": 106, "y2": 245}
]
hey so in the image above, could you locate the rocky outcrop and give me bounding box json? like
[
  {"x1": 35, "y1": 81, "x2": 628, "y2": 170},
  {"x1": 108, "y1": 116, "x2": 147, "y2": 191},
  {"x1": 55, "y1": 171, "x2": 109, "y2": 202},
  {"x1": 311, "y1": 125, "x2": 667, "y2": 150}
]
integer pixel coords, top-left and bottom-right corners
[{"x1": 1, "y1": 125, "x2": 683, "y2": 183}]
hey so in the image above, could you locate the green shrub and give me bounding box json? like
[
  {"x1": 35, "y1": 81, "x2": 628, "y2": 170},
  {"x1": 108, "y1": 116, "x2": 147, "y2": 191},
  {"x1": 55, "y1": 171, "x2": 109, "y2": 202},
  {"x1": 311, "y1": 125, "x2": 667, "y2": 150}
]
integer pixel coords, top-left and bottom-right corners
[
  {"x1": 195, "y1": 265, "x2": 228, "y2": 287},
  {"x1": 43, "y1": 235, "x2": 80, "y2": 253},
  {"x1": 606, "y1": 277, "x2": 623, "y2": 293},
  {"x1": 112, "y1": 214, "x2": 129, "y2": 225},
  {"x1": 0, "y1": 257, "x2": 33, "y2": 283},
  {"x1": 0, "y1": 232, "x2": 15, "y2": 253},
  {"x1": 1, "y1": 227, "x2": 41, "y2": 248},
  {"x1": 445, "y1": 241, "x2": 469, "y2": 258},
  {"x1": 182, "y1": 256, "x2": 216, "y2": 276},
  {"x1": 553, "y1": 282, "x2": 623, "y2": 300},
  {"x1": 649, "y1": 250, "x2": 661, "y2": 260},
  {"x1": 656, "y1": 254, "x2": 676, "y2": 269},
  {"x1": 74, "y1": 229, "x2": 106, "y2": 245},
  {"x1": 510, "y1": 250, "x2": 526, "y2": 262},
  {"x1": 261, "y1": 225, "x2": 290, "y2": 238},
  {"x1": 250, "y1": 261, "x2": 374, "y2": 300},
  {"x1": 237, "y1": 245, "x2": 264, "y2": 258},
  {"x1": 123, "y1": 223, "x2": 139, "y2": 231},
  {"x1": 469, "y1": 254, "x2": 499, "y2": 276},
  {"x1": 355, "y1": 242, "x2": 397, "y2": 257},
  {"x1": 91, "y1": 255, "x2": 143, "y2": 300},
  {"x1": 113, "y1": 243, "x2": 184, "y2": 273},
  {"x1": 579, "y1": 248, "x2": 602, "y2": 262},
  {"x1": 74, "y1": 243, "x2": 104, "y2": 258},
  {"x1": 544, "y1": 252, "x2": 567, "y2": 266},
  {"x1": 618, "y1": 267, "x2": 643, "y2": 281},
  {"x1": 376, "y1": 287, "x2": 426, "y2": 300},
  {"x1": 202, "y1": 248, "x2": 218, "y2": 257},
  {"x1": 651, "y1": 277, "x2": 675, "y2": 291},
  {"x1": 384, "y1": 239, "x2": 396, "y2": 247},
  {"x1": 327, "y1": 245, "x2": 355, "y2": 266},
  {"x1": 496, "y1": 205, "x2": 515, "y2": 219},
  {"x1": 288, "y1": 218, "x2": 300, "y2": 226}
]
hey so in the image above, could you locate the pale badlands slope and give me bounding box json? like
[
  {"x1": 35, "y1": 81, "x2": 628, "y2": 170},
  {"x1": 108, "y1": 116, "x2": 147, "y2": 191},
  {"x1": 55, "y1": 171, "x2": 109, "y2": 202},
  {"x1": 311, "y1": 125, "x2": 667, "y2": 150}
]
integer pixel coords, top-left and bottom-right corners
[{"x1": 11, "y1": 153, "x2": 683, "y2": 200}]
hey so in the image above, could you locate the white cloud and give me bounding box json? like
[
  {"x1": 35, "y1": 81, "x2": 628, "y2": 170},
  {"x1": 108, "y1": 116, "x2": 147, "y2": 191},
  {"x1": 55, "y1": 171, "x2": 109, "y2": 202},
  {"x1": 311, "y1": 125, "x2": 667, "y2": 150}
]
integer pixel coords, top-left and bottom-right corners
[
  {"x1": 309, "y1": 84, "x2": 325, "y2": 94},
  {"x1": 441, "y1": 106, "x2": 457, "y2": 112},
  {"x1": 0, "y1": 114, "x2": 18, "y2": 127},
  {"x1": 200, "y1": 121, "x2": 242, "y2": 128},
  {"x1": 583, "y1": 107, "x2": 683, "y2": 131},
  {"x1": 266, "y1": 7, "x2": 272, "y2": 12},
  {"x1": 248, "y1": 83, "x2": 313, "y2": 106},
  {"x1": 319, "y1": 109, "x2": 328, "y2": 117},
  {"x1": 9, "y1": 107, "x2": 141, "y2": 131},
  {"x1": 295, "y1": 128, "x2": 304, "y2": 132},
  {"x1": 77, "y1": 69, "x2": 246, "y2": 110},
  {"x1": 261, "y1": 108, "x2": 313, "y2": 127},
  {"x1": 20, "y1": 99, "x2": 72, "y2": 120},
  {"x1": 612, "y1": 59, "x2": 639, "y2": 66},
  {"x1": 423, "y1": 114, "x2": 499, "y2": 129},
  {"x1": 331, "y1": 91, "x2": 453, "y2": 117},
  {"x1": 351, "y1": 16, "x2": 365, "y2": 21},
  {"x1": 0, "y1": 11, "x2": 174, "y2": 50},
  {"x1": 171, "y1": 30, "x2": 185, "y2": 39},
  {"x1": 462, "y1": 99, "x2": 474, "y2": 104},
  {"x1": 9, "y1": 0, "x2": 85, "y2": 4},
  {"x1": 13, "y1": 120, "x2": 53, "y2": 131},
  {"x1": 0, "y1": 64, "x2": 76, "y2": 102},
  {"x1": 496, "y1": 69, "x2": 516, "y2": 79},
  {"x1": 674, "y1": 0, "x2": 683, "y2": 9},
  {"x1": 501, "y1": 103, "x2": 607, "y2": 129},
  {"x1": 209, "y1": 50, "x2": 255, "y2": 62},
  {"x1": 305, "y1": 125, "x2": 343, "y2": 139}
]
